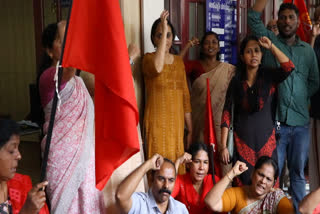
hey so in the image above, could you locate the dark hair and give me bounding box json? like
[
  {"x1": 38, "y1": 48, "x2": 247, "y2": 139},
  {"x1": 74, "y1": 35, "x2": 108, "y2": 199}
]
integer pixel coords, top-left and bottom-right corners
[
  {"x1": 231, "y1": 35, "x2": 267, "y2": 113},
  {"x1": 150, "y1": 18, "x2": 176, "y2": 48},
  {"x1": 254, "y1": 156, "x2": 279, "y2": 182},
  {"x1": 34, "y1": 23, "x2": 59, "y2": 127},
  {"x1": 187, "y1": 143, "x2": 209, "y2": 160},
  {"x1": 0, "y1": 119, "x2": 20, "y2": 149},
  {"x1": 236, "y1": 35, "x2": 261, "y2": 79},
  {"x1": 151, "y1": 158, "x2": 176, "y2": 178},
  {"x1": 239, "y1": 35, "x2": 259, "y2": 57},
  {"x1": 278, "y1": 3, "x2": 299, "y2": 17},
  {"x1": 39, "y1": 23, "x2": 58, "y2": 75},
  {"x1": 200, "y1": 31, "x2": 221, "y2": 60}
]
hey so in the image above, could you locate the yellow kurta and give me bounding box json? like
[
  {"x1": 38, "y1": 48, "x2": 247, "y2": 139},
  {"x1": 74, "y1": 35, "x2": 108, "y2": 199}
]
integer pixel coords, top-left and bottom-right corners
[{"x1": 143, "y1": 53, "x2": 191, "y2": 166}]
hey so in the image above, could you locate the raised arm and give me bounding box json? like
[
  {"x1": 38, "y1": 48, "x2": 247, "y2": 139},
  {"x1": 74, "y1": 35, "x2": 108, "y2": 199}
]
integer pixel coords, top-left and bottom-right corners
[
  {"x1": 184, "y1": 112, "x2": 192, "y2": 149},
  {"x1": 259, "y1": 36, "x2": 289, "y2": 63},
  {"x1": 205, "y1": 161, "x2": 248, "y2": 212},
  {"x1": 310, "y1": 23, "x2": 320, "y2": 48},
  {"x1": 259, "y1": 36, "x2": 295, "y2": 83},
  {"x1": 175, "y1": 152, "x2": 192, "y2": 172},
  {"x1": 116, "y1": 154, "x2": 164, "y2": 213},
  {"x1": 248, "y1": 0, "x2": 276, "y2": 42},
  {"x1": 252, "y1": 0, "x2": 268, "y2": 12},
  {"x1": 299, "y1": 187, "x2": 320, "y2": 214},
  {"x1": 153, "y1": 10, "x2": 169, "y2": 73},
  {"x1": 179, "y1": 37, "x2": 199, "y2": 59}
]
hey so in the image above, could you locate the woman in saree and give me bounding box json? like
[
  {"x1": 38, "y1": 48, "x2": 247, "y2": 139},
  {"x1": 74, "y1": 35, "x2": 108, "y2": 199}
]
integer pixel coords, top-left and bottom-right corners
[
  {"x1": 38, "y1": 21, "x2": 105, "y2": 213},
  {"x1": 190, "y1": 32, "x2": 235, "y2": 143},
  {"x1": 172, "y1": 143, "x2": 219, "y2": 214},
  {"x1": 180, "y1": 32, "x2": 235, "y2": 86},
  {"x1": 143, "y1": 10, "x2": 192, "y2": 172},
  {"x1": 186, "y1": 32, "x2": 235, "y2": 176},
  {"x1": 220, "y1": 35, "x2": 294, "y2": 186},
  {"x1": 205, "y1": 156, "x2": 294, "y2": 214}
]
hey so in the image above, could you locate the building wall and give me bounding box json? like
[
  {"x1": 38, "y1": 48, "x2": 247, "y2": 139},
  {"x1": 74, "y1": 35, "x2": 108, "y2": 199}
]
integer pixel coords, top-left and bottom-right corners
[
  {"x1": 0, "y1": 0, "x2": 36, "y2": 120},
  {"x1": 143, "y1": 0, "x2": 164, "y2": 53},
  {"x1": 120, "y1": 0, "x2": 145, "y2": 120}
]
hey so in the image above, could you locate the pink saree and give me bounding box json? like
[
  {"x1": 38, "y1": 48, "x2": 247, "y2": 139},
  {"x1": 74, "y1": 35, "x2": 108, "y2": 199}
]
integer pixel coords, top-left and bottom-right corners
[{"x1": 40, "y1": 68, "x2": 105, "y2": 213}]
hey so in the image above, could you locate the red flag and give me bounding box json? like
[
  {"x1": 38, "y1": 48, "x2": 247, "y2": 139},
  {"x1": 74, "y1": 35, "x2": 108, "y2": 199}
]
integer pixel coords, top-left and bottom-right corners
[
  {"x1": 204, "y1": 78, "x2": 222, "y2": 178},
  {"x1": 283, "y1": 0, "x2": 312, "y2": 42},
  {"x1": 62, "y1": 0, "x2": 140, "y2": 190}
]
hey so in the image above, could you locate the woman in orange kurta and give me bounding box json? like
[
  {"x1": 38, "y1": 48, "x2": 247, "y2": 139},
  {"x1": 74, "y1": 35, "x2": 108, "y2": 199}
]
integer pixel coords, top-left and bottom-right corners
[{"x1": 143, "y1": 10, "x2": 192, "y2": 169}]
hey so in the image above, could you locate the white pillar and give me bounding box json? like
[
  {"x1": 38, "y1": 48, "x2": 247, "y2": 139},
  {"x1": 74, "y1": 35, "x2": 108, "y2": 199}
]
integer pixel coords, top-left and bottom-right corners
[{"x1": 143, "y1": 0, "x2": 164, "y2": 53}]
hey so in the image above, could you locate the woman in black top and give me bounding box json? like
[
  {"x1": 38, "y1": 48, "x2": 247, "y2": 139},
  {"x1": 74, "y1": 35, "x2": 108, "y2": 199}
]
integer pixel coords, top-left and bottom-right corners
[{"x1": 220, "y1": 35, "x2": 294, "y2": 185}]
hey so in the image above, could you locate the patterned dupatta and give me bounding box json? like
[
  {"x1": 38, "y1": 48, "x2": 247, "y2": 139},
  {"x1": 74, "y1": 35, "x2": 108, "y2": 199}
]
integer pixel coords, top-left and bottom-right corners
[{"x1": 239, "y1": 189, "x2": 285, "y2": 214}]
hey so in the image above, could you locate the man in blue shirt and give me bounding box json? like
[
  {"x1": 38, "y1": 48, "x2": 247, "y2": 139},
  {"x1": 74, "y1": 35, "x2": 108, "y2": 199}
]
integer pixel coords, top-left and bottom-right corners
[
  {"x1": 248, "y1": 0, "x2": 319, "y2": 213},
  {"x1": 116, "y1": 154, "x2": 188, "y2": 214}
]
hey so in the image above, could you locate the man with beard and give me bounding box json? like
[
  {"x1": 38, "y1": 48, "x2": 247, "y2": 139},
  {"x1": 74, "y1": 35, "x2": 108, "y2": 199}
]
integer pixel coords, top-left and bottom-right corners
[
  {"x1": 248, "y1": 1, "x2": 319, "y2": 213},
  {"x1": 116, "y1": 154, "x2": 188, "y2": 214}
]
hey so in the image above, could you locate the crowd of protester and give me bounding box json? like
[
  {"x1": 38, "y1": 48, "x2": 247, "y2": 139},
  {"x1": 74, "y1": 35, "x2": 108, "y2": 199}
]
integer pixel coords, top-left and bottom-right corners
[{"x1": 1, "y1": 1, "x2": 320, "y2": 214}]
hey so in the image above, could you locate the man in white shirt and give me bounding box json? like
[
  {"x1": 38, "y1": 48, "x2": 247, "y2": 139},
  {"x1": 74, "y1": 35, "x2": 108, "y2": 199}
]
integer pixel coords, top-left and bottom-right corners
[{"x1": 116, "y1": 154, "x2": 188, "y2": 214}]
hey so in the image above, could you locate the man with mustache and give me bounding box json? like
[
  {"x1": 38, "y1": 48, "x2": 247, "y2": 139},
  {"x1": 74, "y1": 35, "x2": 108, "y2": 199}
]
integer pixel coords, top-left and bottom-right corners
[
  {"x1": 116, "y1": 154, "x2": 188, "y2": 213},
  {"x1": 248, "y1": 1, "x2": 319, "y2": 213}
]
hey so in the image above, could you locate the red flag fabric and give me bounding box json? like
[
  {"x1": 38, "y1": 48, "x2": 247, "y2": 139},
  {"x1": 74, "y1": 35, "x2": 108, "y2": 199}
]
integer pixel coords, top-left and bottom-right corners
[
  {"x1": 204, "y1": 78, "x2": 222, "y2": 178},
  {"x1": 62, "y1": 0, "x2": 140, "y2": 190},
  {"x1": 283, "y1": 0, "x2": 312, "y2": 42}
]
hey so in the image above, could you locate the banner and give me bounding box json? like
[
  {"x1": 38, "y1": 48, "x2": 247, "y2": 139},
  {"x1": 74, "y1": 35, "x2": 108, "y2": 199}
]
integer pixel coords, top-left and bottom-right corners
[{"x1": 206, "y1": 0, "x2": 237, "y2": 64}]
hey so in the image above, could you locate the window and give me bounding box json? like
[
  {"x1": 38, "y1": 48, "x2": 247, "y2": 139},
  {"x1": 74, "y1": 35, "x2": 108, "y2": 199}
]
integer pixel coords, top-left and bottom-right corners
[{"x1": 165, "y1": 0, "x2": 205, "y2": 59}]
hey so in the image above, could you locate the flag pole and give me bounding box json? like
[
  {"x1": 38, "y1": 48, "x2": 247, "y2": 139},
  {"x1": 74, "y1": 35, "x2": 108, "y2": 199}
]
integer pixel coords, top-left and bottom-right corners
[
  {"x1": 206, "y1": 78, "x2": 216, "y2": 184},
  {"x1": 209, "y1": 144, "x2": 216, "y2": 184},
  {"x1": 39, "y1": 0, "x2": 73, "y2": 209}
]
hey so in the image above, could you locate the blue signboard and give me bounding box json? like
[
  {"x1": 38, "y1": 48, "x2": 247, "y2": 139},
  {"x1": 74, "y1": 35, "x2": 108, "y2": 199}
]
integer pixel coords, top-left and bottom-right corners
[{"x1": 206, "y1": 0, "x2": 237, "y2": 65}]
